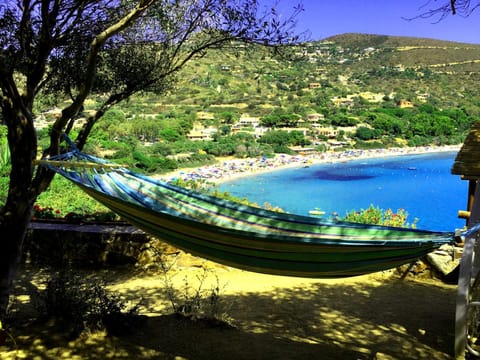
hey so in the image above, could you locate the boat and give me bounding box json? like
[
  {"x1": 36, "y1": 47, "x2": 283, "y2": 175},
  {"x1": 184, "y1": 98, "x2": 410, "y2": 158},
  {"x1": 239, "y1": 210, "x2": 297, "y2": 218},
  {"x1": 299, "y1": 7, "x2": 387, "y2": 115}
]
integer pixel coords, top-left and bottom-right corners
[{"x1": 309, "y1": 208, "x2": 326, "y2": 216}]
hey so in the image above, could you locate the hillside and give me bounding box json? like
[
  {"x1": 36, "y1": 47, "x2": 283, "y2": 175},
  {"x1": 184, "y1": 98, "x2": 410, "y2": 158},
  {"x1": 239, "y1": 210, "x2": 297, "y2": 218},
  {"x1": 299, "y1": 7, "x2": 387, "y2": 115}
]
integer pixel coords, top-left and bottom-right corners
[
  {"x1": 34, "y1": 33, "x2": 480, "y2": 172},
  {"x1": 325, "y1": 32, "x2": 477, "y2": 49},
  {"x1": 159, "y1": 33, "x2": 480, "y2": 115}
]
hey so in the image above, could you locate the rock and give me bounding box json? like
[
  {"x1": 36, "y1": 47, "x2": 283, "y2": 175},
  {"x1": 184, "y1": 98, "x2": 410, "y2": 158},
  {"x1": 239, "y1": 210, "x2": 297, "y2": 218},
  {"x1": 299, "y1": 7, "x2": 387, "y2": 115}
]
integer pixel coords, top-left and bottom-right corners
[{"x1": 426, "y1": 244, "x2": 461, "y2": 276}]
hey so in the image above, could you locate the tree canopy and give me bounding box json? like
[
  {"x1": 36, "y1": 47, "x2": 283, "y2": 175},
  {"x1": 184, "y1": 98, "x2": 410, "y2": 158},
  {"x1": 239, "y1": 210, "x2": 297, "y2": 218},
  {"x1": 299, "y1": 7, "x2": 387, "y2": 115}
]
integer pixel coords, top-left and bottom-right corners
[{"x1": 0, "y1": 0, "x2": 303, "y2": 317}]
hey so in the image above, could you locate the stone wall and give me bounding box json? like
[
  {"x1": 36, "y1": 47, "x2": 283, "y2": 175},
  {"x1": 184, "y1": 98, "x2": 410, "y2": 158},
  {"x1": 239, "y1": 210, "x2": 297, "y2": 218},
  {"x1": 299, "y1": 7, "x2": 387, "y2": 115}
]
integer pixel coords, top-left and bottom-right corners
[{"x1": 25, "y1": 221, "x2": 178, "y2": 268}]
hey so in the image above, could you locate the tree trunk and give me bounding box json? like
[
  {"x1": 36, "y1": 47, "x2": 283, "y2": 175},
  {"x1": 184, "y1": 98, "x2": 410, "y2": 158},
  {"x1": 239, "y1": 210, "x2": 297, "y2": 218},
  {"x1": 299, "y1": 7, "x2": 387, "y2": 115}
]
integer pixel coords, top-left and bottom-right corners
[
  {"x1": 0, "y1": 107, "x2": 37, "y2": 318},
  {"x1": 0, "y1": 199, "x2": 34, "y2": 317}
]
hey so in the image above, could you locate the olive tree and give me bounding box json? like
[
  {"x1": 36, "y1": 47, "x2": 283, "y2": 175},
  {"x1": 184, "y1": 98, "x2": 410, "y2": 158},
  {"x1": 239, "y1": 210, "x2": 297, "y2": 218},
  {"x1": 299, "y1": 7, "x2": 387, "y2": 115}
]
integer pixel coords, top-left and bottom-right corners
[{"x1": 0, "y1": 0, "x2": 303, "y2": 317}]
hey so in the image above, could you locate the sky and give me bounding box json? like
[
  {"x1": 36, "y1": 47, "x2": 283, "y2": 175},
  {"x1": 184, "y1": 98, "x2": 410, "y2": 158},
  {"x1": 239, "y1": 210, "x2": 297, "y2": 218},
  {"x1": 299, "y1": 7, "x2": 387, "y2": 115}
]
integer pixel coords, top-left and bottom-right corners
[{"x1": 268, "y1": 0, "x2": 480, "y2": 44}]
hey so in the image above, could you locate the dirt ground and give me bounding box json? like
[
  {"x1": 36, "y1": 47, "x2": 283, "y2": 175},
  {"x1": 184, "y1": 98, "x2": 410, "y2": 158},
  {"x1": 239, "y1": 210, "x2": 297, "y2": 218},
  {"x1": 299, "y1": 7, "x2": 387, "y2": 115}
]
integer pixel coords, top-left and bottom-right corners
[{"x1": 1, "y1": 254, "x2": 458, "y2": 360}]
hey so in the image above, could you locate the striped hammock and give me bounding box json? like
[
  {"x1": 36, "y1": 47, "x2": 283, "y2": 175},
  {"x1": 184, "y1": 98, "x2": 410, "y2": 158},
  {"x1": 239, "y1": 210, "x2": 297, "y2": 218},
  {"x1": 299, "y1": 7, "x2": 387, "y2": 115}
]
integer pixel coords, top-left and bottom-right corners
[{"x1": 38, "y1": 148, "x2": 461, "y2": 278}]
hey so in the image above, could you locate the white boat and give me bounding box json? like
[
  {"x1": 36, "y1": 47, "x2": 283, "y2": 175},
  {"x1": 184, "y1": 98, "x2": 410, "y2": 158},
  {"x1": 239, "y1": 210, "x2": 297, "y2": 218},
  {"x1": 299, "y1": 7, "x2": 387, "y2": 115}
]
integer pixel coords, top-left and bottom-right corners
[{"x1": 309, "y1": 208, "x2": 326, "y2": 216}]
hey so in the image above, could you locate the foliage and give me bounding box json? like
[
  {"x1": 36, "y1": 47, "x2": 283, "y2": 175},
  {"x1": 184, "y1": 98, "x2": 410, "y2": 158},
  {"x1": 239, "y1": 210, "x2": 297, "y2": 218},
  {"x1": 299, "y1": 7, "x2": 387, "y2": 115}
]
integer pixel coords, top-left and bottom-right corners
[
  {"x1": 258, "y1": 130, "x2": 310, "y2": 147},
  {"x1": 31, "y1": 205, "x2": 61, "y2": 220},
  {"x1": 38, "y1": 270, "x2": 140, "y2": 338},
  {"x1": 353, "y1": 140, "x2": 386, "y2": 149},
  {"x1": 343, "y1": 205, "x2": 418, "y2": 228},
  {"x1": 354, "y1": 126, "x2": 381, "y2": 140},
  {"x1": 170, "y1": 178, "x2": 285, "y2": 213},
  {"x1": 34, "y1": 176, "x2": 111, "y2": 215},
  {"x1": 31, "y1": 204, "x2": 118, "y2": 223},
  {"x1": 1, "y1": 0, "x2": 478, "y2": 322},
  {"x1": 261, "y1": 112, "x2": 301, "y2": 127},
  {"x1": 158, "y1": 256, "x2": 232, "y2": 324},
  {"x1": 0, "y1": 176, "x2": 7, "y2": 207}
]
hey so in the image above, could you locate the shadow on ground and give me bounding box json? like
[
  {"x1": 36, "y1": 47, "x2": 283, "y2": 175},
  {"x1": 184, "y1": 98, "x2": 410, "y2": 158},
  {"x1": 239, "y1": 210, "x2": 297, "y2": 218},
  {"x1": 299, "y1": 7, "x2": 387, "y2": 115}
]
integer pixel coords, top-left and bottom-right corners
[{"x1": 1, "y1": 266, "x2": 456, "y2": 360}]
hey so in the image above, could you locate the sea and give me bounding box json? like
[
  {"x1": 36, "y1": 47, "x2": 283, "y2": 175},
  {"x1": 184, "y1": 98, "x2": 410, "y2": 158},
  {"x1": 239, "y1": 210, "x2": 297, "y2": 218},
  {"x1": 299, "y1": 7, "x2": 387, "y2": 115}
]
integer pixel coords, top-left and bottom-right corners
[{"x1": 217, "y1": 151, "x2": 468, "y2": 232}]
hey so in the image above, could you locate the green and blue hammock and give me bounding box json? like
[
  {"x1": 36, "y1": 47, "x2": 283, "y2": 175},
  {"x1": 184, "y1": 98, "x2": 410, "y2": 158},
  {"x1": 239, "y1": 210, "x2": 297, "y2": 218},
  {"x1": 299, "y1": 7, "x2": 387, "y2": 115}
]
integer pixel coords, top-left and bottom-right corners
[{"x1": 38, "y1": 147, "x2": 474, "y2": 278}]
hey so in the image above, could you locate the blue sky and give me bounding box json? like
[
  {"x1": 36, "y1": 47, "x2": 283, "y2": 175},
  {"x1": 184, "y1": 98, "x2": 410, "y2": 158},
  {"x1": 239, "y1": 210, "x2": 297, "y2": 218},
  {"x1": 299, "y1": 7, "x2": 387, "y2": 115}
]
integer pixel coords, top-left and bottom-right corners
[{"x1": 268, "y1": 1, "x2": 480, "y2": 44}]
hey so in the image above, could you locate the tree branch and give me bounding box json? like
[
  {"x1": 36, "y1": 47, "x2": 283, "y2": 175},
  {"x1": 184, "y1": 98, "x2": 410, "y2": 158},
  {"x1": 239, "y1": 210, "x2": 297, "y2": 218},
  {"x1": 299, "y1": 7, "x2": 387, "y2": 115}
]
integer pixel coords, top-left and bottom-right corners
[{"x1": 49, "y1": 0, "x2": 155, "y2": 155}]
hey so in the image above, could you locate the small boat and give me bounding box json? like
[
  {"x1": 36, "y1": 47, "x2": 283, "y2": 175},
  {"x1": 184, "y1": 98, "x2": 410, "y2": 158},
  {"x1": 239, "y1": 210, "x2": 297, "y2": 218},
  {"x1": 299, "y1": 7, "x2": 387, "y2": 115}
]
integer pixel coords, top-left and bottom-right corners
[
  {"x1": 309, "y1": 208, "x2": 326, "y2": 216},
  {"x1": 408, "y1": 167, "x2": 417, "y2": 170}
]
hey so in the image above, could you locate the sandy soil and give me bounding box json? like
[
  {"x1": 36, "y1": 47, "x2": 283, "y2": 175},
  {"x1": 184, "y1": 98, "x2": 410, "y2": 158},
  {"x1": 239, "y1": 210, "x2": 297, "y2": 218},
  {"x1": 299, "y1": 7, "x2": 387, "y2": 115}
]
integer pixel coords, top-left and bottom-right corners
[{"x1": 1, "y1": 255, "x2": 457, "y2": 360}]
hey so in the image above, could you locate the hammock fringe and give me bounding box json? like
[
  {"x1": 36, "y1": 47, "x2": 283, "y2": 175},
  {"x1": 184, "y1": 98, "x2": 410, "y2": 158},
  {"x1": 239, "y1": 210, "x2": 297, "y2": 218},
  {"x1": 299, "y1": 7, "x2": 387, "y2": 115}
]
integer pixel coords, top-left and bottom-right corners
[{"x1": 34, "y1": 159, "x2": 126, "y2": 169}]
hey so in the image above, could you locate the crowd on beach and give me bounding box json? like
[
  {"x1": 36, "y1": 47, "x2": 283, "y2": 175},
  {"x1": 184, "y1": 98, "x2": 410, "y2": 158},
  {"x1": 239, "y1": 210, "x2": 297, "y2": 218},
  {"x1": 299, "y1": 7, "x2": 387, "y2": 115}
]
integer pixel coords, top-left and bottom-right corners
[{"x1": 161, "y1": 145, "x2": 460, "y2": 184}]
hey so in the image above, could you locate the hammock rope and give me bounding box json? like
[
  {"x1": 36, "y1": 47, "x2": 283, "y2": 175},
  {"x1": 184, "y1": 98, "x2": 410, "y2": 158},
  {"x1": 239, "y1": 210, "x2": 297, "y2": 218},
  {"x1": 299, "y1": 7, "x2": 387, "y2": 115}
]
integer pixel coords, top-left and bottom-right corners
[{"x1": 36, "y1": 144, "x2": 467, "y2": 278}]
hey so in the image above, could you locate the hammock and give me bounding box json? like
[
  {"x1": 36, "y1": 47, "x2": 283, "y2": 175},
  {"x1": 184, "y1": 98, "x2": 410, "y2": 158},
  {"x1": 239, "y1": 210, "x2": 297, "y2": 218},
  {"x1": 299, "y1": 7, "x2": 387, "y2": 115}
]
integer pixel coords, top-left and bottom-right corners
[{"x1": 38, "y1": 148, "x2": 463, "y2": 278}]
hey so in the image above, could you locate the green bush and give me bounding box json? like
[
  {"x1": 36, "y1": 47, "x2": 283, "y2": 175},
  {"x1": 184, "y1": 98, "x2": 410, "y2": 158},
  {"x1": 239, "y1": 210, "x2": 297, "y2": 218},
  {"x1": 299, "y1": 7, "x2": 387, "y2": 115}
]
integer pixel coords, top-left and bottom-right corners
[
  {"x1": 0, "y1": 175, "x2": 9, "y2": 207},
  {"x1": 132, "y1": 150, "x2": 153, "y2": 170},
  {"x1": 342, "y1": 204, "x2": 418, "y2": 228},
  {"x1": 34, "y1": 176, "x2": 111, "y2": 215},
  {"x1": 273, "y1": 145, "x2": 296, "y2": 155}
]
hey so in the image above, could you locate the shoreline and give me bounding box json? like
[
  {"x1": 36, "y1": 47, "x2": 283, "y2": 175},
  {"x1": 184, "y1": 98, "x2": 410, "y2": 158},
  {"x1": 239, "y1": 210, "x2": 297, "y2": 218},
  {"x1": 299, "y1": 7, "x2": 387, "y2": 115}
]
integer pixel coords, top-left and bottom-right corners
[{"x1": 159, "y1": 145, "x2": 461, "y2": 185}]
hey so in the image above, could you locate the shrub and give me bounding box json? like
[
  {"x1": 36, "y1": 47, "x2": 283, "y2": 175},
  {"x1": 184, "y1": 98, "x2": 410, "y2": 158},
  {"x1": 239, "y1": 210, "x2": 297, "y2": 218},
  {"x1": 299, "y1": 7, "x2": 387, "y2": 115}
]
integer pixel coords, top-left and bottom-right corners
[
  {"x1": 34, "y1": 176, "x2": 111, "y2": 215},
  {"x1": 342, "y1": 204, "x2": 418, "y2": 228},
  {"x1": 158, "y1": 256, "x2": 232, "y2": 325},
  {"x1": 32, "y1": 205, "x2": 61, "y2": 220},
  {"x1": 39, "y1": 270, "x2": 140, "y2": 338}
]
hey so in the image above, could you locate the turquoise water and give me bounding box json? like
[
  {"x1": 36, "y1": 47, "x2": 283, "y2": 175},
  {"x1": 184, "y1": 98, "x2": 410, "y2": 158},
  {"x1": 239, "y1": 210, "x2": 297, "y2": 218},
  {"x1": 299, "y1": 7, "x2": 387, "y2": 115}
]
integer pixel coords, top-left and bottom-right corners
[{"x1": 218, "y1": 151, "x2": 468, "y2": 232}]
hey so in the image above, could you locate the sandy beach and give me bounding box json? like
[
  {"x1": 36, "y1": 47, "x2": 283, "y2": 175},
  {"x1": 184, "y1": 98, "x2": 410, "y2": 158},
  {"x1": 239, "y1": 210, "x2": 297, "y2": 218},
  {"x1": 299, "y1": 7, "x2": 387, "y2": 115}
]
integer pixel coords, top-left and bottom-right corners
[{"x1": 159, "y1": 145, "x2": 461, "y2": 185}]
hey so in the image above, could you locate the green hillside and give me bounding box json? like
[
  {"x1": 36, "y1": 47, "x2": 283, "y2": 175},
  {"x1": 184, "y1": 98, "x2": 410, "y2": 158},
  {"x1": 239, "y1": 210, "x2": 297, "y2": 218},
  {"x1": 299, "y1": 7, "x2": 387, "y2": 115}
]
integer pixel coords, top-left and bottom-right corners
[
  {"x1": 31, "y1": 33, "x2": 480, "y2": 173},
  {"x1": 156, "y1": 33, "x2": 480, "y2": 114}
]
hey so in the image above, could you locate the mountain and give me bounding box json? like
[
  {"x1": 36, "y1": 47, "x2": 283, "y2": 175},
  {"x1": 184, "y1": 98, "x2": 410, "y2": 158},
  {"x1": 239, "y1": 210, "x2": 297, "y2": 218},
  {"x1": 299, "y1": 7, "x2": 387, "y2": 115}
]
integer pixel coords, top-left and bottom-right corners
[
  {"x1": 324, "y1": 33, "x2": 480, "y2": 68},
  {"x1": 324, "y1": 33, "x2": 476, "y2": 48}
]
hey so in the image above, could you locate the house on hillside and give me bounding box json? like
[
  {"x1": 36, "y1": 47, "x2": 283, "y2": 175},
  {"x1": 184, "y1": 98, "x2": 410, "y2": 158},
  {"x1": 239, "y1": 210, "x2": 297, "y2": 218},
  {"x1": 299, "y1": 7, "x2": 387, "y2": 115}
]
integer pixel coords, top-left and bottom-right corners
[
  {"x1": 236, "y1": 114, "x2": 260, "y2": 128},
  {"x1": 186, "y1": 123, "x2": 217, "y2": 141},
  {"x1": 196, "y1": 111, "x2": 215, "y2": 121},
  {"x1": 331, "y1": 97, "x2": 354, "y2": 108},
  {"x1": 306, "y1": 113, "x2": 325, "y2": 123},
  {"x1": 315, "y1": 127, "x2": 339, "y2": 139},
  {"x1": 397, "y1": 99, "x2": 414, "y2": 108},
  {"x1": 231, "y1": 114, "x2": 266, "y2": 136},
  {"x1": 359, "y1": 91, "x2": 385, "y2": 103},
  {"x1": 289, "y1": 146, "x2": 317, "y2": 154},
  {"x1": 416, "y1": 92, "x2": 430, "y2": 103}
]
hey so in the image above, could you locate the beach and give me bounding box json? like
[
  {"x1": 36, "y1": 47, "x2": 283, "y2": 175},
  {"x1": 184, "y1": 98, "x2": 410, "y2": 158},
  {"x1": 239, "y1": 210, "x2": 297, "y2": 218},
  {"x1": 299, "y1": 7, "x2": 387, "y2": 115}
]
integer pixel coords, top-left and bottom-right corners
[{"x1": 160, "y1": 145, "x2": 461, "y2": 185}]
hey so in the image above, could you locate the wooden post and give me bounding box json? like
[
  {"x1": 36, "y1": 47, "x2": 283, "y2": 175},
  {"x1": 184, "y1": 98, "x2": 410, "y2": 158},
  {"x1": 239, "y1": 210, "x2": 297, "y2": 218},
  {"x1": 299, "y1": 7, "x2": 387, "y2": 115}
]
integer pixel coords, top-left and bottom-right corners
[
  {"x1": 468, "y1": 180, "x2": 477, "y2": 219},
  {"x1": 455, "y1": 180, "x2": 480, "y2": 359}
]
